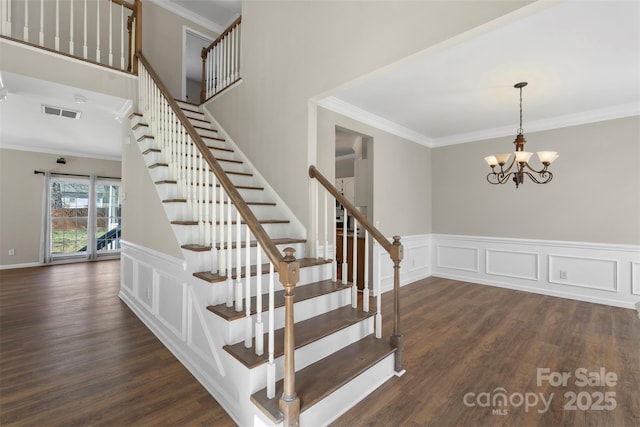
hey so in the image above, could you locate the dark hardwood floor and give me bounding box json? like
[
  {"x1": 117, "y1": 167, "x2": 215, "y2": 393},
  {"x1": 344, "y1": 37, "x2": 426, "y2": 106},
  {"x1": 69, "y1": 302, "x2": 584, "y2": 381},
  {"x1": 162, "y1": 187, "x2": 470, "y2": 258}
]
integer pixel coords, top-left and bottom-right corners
[{"x1": 1, "y1": 261, "x2": 638, "y2": 426}]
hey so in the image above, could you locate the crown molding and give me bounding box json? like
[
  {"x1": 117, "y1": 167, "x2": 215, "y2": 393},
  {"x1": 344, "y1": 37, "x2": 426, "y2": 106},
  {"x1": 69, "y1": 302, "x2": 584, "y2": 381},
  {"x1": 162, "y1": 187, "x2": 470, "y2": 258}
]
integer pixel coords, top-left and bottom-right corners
[
  {"x1": 147, "y1": 0, "x2": 225, "y2": 34},
  {"x1": 320, "y1": 96, "x2": 640, "y2": 149},
  {"x1": 318, "y1": 96, "x2": 434, "y2": 148}
]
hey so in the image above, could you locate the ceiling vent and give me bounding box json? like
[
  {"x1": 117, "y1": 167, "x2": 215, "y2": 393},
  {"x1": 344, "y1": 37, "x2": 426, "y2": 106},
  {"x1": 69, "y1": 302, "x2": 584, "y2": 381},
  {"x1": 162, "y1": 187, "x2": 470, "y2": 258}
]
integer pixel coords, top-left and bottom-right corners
[{"x1": 41, "y1": 104, "x2": 82, "y2": 119}]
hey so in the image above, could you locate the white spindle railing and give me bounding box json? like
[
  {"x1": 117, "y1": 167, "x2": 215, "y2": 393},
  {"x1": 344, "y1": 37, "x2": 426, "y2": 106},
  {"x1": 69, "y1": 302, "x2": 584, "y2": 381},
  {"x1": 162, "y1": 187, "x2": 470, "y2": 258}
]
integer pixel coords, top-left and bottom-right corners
[
  {"x1": 0, "y1": 0, "x2": 136, "y2": 73},
  {"x1": 139, "y1": 55, "x2": 305, "y2": 407},
  {"x1": 309, "y1": 165, "x2": 402, "y2": 341},
  {"x1": 201, "y1": 15, "x2": 241, "y2": 102}
]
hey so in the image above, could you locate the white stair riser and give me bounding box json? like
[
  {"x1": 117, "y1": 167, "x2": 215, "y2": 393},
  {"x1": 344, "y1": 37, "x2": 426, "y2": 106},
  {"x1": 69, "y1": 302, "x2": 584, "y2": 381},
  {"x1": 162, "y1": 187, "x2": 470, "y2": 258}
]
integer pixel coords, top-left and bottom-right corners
[
  {"x1": 182, "y1": 109, "x2": 205, "y2": 121},
  {"x1": 183, "y1": 241, "x2": 307, "y2": 273},
  {"x1": 154, "y1": 182, "x2": 268, "y2": 204},
  {"x1": 171, "y1": 222, "x2": 293, "y2": 244},
  {"x1": 148, "y1": 166, "x2": 255, "y2": 186},
  {"x1": 164, "y1": 202, "x2": 279, "y2": 223},
  {"x1": 137, "y1": 137, "x2": 156, "y2": 152},
  {"x1": 196, "y1": 127, "x2": 219, "y2": 139},
  {"x1": 247, "y1": 317, "x2": 375, "y2": 393},
  {"x1": 300, "y1": 354, "x2": 396, "y2": 427},
  {"x1": 225, "y1": 287, "x2": 350, "y2": 344}
]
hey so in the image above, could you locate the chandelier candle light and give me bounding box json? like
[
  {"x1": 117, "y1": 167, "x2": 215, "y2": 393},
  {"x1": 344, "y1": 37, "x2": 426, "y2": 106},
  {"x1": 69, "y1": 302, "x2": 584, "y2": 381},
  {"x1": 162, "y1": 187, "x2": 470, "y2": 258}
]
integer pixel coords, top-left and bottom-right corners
[{"x1": 484, "y1": 82, "x2": 559, "y2": 188}]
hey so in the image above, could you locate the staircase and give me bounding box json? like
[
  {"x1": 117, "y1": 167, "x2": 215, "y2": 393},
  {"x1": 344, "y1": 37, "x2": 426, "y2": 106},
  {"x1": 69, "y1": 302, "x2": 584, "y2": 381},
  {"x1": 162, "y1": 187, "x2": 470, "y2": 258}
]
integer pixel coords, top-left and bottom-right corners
[{"x1": 129, "y1": 56, "x2": 402, "y2": 426}]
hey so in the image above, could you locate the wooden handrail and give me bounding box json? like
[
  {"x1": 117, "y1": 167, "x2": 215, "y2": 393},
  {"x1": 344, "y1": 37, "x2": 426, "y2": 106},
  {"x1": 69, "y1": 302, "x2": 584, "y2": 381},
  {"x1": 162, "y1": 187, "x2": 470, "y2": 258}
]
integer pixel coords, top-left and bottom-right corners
[
  {"x1": 204, "y1": 15, "x2": 242, "y2": 54},
  {"x1": 308, "y1": 165, "x2": 402, "y2": 260},
  {"x1": 137, "y1": 53, "x2": 284, "y2": 270},
  {"x1": 110, "y1": 0, "x2": 135, "y2": 11}
]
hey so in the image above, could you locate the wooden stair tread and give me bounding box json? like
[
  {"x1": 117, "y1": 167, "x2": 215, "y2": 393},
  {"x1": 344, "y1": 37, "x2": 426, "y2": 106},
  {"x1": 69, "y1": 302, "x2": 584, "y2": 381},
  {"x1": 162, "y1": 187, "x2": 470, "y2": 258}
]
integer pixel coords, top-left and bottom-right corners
[
  {"x1": 163, "y1": 199, "x2": 276, "y2": 206},
  {"x1": 207, "y1": 279, "x2": 345, "y2": 320},
  {"x1": 194, "y1": 124, "x2": 218, "y2": 133},
  {"x1": 182, "y1": 237, "x2": 305, "y2": 252},
  {"x1": 172, "y1": 219, "x2": 289, "y2": 226},
  {"x1": 154, "y1": 180, "x2": 264, "y2": 191},
  {"x1": 196, "y1": 258, "x2": 332, "y2": 286},
  {"x1": 251, "y1": 336, "x2": 396, "y2": 422},
  {"x1": 224, "y1": 305, "x2": 374, "y2": 369},
  {"x1": 137, "y1": 134, "x2": 154, "y2": 142},
  {"x1": 201, "y1": 136, "x2": 230, "y2": 146},
  {"x1": 148, "y1": 163, "x2": 251, "y2": 177}
]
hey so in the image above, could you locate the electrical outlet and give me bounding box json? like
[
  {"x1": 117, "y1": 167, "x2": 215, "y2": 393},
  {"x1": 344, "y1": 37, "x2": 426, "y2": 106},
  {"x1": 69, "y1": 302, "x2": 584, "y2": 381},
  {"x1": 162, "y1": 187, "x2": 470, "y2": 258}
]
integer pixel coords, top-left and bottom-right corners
[
  {"x1": 559, "y1": 270, "x2": 568, "y2": 280},
  {"x1": 8, "y1": 249, "x2": 15, "y2": 256}
]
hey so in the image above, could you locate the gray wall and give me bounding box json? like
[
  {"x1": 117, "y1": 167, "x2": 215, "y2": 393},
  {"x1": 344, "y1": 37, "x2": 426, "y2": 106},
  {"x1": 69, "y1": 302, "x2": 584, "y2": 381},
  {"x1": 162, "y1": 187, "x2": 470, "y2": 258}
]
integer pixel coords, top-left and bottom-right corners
[
  {"x1": 318, "y1": 107, "x2": 431, "y2": 239},
  {"x1": 0, "y1": 149, "x2": 122, "y2": 266},
  {"x1": 206, "y1": 0, "x2": 531, "y2": 235},
  {"x1": 432, "y1": 116, "x2": 640, "y2": 245}
]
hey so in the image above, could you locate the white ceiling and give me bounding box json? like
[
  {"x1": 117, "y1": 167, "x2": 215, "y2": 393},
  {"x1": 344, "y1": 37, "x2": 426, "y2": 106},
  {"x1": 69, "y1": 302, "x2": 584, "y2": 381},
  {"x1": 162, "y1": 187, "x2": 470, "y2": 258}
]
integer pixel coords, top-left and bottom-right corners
[
  {"x1": 0, "y1": 71, "x2": 131, "y2": 160},
  {"x1": 324, "y1": 0, "x2": 640, "y2": 148},
  {"x1": 1, "y1": 0, "x2": 638, "y2": 162}
]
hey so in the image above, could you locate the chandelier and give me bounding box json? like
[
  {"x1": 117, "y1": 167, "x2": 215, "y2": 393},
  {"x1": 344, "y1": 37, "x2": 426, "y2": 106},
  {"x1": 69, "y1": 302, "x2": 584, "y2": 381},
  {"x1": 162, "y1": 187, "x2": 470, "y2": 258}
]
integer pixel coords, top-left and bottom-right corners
[{"x1": 484, "y1": 82, "x2": 559, "y2": 188}]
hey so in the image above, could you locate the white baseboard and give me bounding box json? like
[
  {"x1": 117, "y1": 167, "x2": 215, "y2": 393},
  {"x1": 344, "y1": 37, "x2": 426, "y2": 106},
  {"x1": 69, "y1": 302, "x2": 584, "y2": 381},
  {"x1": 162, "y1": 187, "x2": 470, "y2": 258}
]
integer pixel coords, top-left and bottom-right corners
[{"x1": 0, "y1": 261, "x2": 42, "y2": 270}]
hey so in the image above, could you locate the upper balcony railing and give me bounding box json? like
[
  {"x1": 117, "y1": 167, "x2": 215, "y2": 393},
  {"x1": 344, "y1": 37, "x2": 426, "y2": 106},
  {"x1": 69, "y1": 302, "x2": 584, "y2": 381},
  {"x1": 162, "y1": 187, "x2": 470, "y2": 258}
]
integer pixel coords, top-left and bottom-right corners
[
  {"x1": 0, "y1": 0, "x2": 141, "y2": 73},
  {"x1": 200, "y1": 15, "x2": 241, "y2": 103}
]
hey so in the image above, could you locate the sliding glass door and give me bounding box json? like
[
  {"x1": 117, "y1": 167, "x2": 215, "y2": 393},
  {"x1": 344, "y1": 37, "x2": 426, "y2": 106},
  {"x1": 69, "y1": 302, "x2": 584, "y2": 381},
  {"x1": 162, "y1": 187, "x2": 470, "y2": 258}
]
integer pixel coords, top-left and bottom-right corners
[{"x1": 48, "y1": 175, "x2": 121, "y2": 260}]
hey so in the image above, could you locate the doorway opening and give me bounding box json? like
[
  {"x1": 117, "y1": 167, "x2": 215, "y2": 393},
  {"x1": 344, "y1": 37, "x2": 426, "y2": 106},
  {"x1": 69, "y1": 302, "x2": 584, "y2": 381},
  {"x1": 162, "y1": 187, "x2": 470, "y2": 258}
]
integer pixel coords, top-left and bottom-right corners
[
  {"x1": 182, "y1": 28, "x2": 215, "y2": 103},
  {"x1": 335, "y1": 126, "x2": 373, "y2": 288}
]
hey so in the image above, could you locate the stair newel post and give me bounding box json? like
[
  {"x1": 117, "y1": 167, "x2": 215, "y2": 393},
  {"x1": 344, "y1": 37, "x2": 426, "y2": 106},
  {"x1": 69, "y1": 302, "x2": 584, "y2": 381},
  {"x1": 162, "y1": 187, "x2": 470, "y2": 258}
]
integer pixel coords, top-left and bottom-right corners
[
  {"x1": 279, "y1": 248, "x2": 300, "y2": 427},
  {"x1": 200, "y1": 46, "x2": 207, "y2": 104},
  {"x1": 132, "y1": 0, "x2": 141, "y2": 74},
  {"x1": 234, "y1": 210, "x2": 243, "y2": 312},
  {"x1": 363, "y1": 230, "x2": 370, "y2": 312},
  {"x1": 389, "y1": 236, "x2": 405, "y2": 374},
  {"x1": 255, "y1": 244, "x2": 264, "y2": 356},
  {"x1": 244, "y1": 226, "x2": 252, "y2": 348},
  {"x1": 266, "y1": 261, "x2": 276, "y2": 398},
  {"x1": 351, "y1": 216, "x2": 358, "y2": 308}
]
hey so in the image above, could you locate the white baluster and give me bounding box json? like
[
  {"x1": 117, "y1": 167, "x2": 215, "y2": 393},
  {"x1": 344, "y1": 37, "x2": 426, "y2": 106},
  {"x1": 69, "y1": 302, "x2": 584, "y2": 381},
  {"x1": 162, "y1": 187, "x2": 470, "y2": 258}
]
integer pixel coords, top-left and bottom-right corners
[
  {"x1": 313, "y1": 181, "x2": 319, "y2": 257},
  {"x1": 54, "y1": 0, "x2": 59, "y2": 50},
  {"x1": 198, "y1": 154, "x2": 205, "y2": 245},
  {"x1": 83, "y1": 0, "x2": 87, "y2": 58},
  {"x1": 352, "y1": 217, "x2": 358, "y2": 308},
  {"x1": 376, "y1": 247, "x2": 382, "y2": 339},
  {"x1": 332, "y1": 195, "x2": 337, "y2": 282},
  {"x1": 226, "y1": 193, "x2": 233, "y2": 308},
  {"x1": 244, "y1": 226, "x2": 252, "y2": 348},
  {"x1": 23, "y1": 0, "x2": 28, "y2": 41},
  {"x1": 234, "y1": 210, "x2": 242, "y2": 312},
  {"x1": 218, "y1": 181, "x2": 225, "y2": 274},
  {"x1": 119, "y1": 4, "x2": 124, "y2": 69},
  {"x1": 108, "y1": 0, "x2": 113, "y2": 66},
  {"x1": 69, "y1": 0, "x2": 74, "y2": 54},
  {"x1": 342, "y1": 213, "x2": 348, "y2": 285},
  {"x1": 210, "y1": 173, "x2": 217, "y2": 270},
  {"x1": 324, "y1": 190, "x2": 329, "y2": 260},
  {"x1": 236, "y1": 24, "x2": 241, "y2": 79},
  {"x1": 95, "y1": 0, "x2": 100, "y2": 62},
  {"x1": 266, "y1": 262, "x2": 275, "y2": 399},
  {"x1": 255, "y1": 244, "x2": 264, "y2": 356},
  {"x1": 204, "y1": 162, "x2": 211, "y2": 247},
  {"x1": 38, "y1": 0, "x2": 43, "y2": 46},
  {"x1": 363, "y1": 231, "x2": 370, "y2": 312}
]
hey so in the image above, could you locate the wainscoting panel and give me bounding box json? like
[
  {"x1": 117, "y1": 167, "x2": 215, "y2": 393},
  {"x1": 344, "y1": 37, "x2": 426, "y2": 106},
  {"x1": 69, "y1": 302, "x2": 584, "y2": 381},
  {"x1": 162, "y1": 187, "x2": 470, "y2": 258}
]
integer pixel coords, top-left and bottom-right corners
[
  {"x1": 632, "y1": 262, "x2": 640, "y2": 296},
  {"x1": 549, "y1": 255, "x2": 617, "y2": 292},
  {"x1": 486, "y1": 249, "x2": 538, "y2": 281},
  {"x1": 437, "y1": 245, "x2": 479, "y2": 272},
  {"x1": 373, "y1": 234, "x2": 431, "y2": 293},
  {"x1": 431, "y1": 235, "x2": 640, "y2": 309}
]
